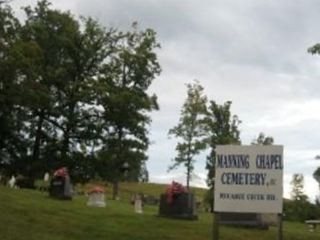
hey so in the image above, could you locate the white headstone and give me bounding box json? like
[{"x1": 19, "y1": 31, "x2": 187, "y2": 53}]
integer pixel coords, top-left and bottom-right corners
[
  {"x1": 134, "y1": 195, "x2": 143, "y2": 214},
  {"x1": 44, "y1": 172, "x2": 50, "y2": 182},
  {"x1": 8, "y1": 176, "x2": 16, "y2": 188},
  {"x1": 87, "y1": 192, "x2": 106, "y2": 207}
]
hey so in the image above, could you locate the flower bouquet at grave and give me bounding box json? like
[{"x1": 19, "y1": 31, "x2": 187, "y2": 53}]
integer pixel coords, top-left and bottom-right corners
[
  {"x1": 53, "y1": 167, "x2": 68, "y2": 178},
  {"x1": 159, "y1": 181, "x2": 197, "y2": 220},
  {"x1": 165, "y1": 181, "x2": 188, "y2": 204},
  {"x1": 49, "y1": 167, "x2": 72, "y2": 199},
  {"x1": 88, "y1": 186, "x2": 105, "y2": 194}
]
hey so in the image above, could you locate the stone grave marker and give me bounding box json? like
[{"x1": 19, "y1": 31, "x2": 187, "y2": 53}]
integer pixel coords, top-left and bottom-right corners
[
  {"x1": 49, "y1": 167, "x2": 72, "y2": 200},
  {"x1": 8, "y1": 175, "x2": 16, "y2": 188},
  {"x1": 134, "y1": 194, "x2": 143, "y2": 214},
  {"x1": 87, "y1": 186, "x2": 106, "y2": 207},
  {"x1": 158, "y1": 181, "x2": 197, "y2": 220}
]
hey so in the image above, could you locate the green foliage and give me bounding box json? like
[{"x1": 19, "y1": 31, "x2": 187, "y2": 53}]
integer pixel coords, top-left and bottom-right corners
[
  {"x1": 168, "y1": 81, "x2": 207, "y2": 189},
  {"x1": 95, "y1": 23, "x2": 161, "y2": 198},
  {"x1": 203, "y1": 100, "x2": 240, "y2": 211},
  {"x1": 284, "y1": 199, "x2": 320, "y2": 222},
  {"x1": 252, "y1": 132, "x2": 274, "y2": 145},
  {"x1": 283, "y1": 174, "x2": 319, "y2": 221},
  {"x1": 313, "y1": 167, "x2": 320, "y2": 188},
  {"x1": 0, "y1": 1, "x2": 160, "y2": 188},
  {"x1": 0, "y1": 2, "x2": 24, "y2": 172},
  {"x1": 291, "y1": 174, "x2": 308, "y2": 202},
  {"x1": 313, "y1": 167, "x2": 320, "y2": 206},
  {"x1": 205, "y1": 100, "x2": 241, "y2": 188}
]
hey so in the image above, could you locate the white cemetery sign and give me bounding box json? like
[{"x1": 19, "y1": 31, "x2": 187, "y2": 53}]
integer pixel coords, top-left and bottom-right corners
[{"x1": 214, "y1": 145, "x2": 283, "y2": 213}]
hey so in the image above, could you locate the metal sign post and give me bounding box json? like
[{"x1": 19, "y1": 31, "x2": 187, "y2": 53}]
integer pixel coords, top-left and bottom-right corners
[
  {"x1": 213, "y1": 211, "x2": 219, "y2": 240},
  {"x1": 277, "y1": 213, "x2": 283, "y2": 240}
]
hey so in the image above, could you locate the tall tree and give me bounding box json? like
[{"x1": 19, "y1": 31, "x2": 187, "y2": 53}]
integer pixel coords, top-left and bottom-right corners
[
  {"x1": 251, "y1": 132, "x2": 274, "y2": 145},
  {"x1": 15, "y1": 0, "x2": 88, "y2": 181},
  {"x1": 0, "y1": 2, "x2": 28, "y2": 175},
  {"x1": 19, "y1": 1, "x2": 112, "y2": 179},
  {"x1": 205, "y1": 101, "x2": 241, "y2": 188},
  {"x1": 308, "y1": 44, "x2": 320, "y2": 205},
  {"x1": 97, "y1": 23, "x2": 161, "y2": 199},
  {"x1": 291, "y1": 174, "x2": 308, "y2": 201},
  {"x1": 168, "y1": 81, "x2": 207, "y2": 189},
  {"x1": 0, "y1": 1, "x2": 161, "y2": 189},
  {"x1": 290, "y1": 173, "x2": 310, "y2": 220},
  {"x1": 313, "y1": 167, "x2": 320, "y2": 187}
]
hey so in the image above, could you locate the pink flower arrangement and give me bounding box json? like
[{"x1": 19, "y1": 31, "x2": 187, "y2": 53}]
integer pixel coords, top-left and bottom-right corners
[
  {"x1": 165, "y1": 181, "x2": 188, "y2": 204},
  {"x1": 53, "y1": 167, "x2": 68, "y2": 178},
  {"x1": 88, "y1": 186, "x2": 105, "y2": 194}
]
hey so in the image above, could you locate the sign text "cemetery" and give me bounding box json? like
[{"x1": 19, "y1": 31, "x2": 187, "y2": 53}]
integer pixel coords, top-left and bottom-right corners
[
  {"x1": 217, "y1": 154, "x2": 282, "y2": 186},
  {"x1": 214, "y1": 145, "x2": 283, "y2": 213}
]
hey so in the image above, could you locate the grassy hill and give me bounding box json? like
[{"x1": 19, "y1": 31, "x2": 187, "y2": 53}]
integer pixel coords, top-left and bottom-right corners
[{"x1": 0, "y1": 185, "x2": 319, "y2": 240}]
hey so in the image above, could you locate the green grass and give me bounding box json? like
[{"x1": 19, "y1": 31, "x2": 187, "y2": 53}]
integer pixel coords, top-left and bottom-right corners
[{"x1": 0, "y1": 185, "x2": 319, "y2": 240}]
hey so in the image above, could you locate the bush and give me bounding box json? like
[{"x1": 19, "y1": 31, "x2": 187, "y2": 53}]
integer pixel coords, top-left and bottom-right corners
[{"x1": 284, "y1": 200, "x2": 320, "y2": 221}]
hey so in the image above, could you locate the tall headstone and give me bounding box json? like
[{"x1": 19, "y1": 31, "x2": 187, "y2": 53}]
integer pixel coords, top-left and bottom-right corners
[
  {"x1": 44, "y1": 172, "x2": 50, "y2": 182},
  {"x1": 49, "y1": 167, "x2": 72, "y2": 200},
  {"x1": 134, "y1": 194, "x2": 143, "y2": 214},
  {"x1": 158, "y1": 181, "x2": 197, "y2": 220},
  {"x1": 8, "y1": 175, "x2": 16, "y2": 188}
]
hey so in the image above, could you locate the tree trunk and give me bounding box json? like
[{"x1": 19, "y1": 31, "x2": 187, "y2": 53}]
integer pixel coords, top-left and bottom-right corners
[
  {"x1": 186, "y1": 160, "x2": 191, "y2": 190},
  {"x1": 62, "y1": 102, "x2": 75, "y2": 165},
  {"x1": 61, "y1": 132, "x2": 69, "y2": 164},
  {"x1": 32, "y1": 111, "x2": 44, "y2": 164},
  {"x1": 111, "y1": 127, "x2": 123, "y2": 200},
  {"x1": 186, "y1": 139, "x2": 192, "y2": 190},
  {"x1": 61, "y1": 118, "x2": 72, "y2": 165},
  {"x1": 30, "y1": 110, "x2": 45, "y2": 187}
]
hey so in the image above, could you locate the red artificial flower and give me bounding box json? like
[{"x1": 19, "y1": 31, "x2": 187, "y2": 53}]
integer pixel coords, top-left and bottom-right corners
[{"x1": 165, "y1": 181, "x2": 187, "y2": 204}]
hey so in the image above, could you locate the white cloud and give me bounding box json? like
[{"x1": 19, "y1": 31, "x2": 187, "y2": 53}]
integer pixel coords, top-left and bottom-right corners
[{"x1": 247, "y1": 99, "x2": 320, "y2": 129}]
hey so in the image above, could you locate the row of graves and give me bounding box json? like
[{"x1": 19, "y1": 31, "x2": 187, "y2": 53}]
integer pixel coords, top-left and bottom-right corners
[
  {"x1": 49, "y1": 167, "x2": 108, "y2": 208},
  {"x1": 3, "y1": 170, "x2": 277, "y2": 227},
  {"x1": 47, "y1": 167, "x2": 198, "y2": 217},
  {"x1": 48, "y1": 167, "x2": 144, "y2": 212}
]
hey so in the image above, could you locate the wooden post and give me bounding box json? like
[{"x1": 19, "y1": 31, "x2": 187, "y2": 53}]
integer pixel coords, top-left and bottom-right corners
[
  {"x1": 277, "y1": 213, "x2": 283, "y2": 240},
  {"x1": 213, "y1": 212, "x2": 219, "y2": 240}
]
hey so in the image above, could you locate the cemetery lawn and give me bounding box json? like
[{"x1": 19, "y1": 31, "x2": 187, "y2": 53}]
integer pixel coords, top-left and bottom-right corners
[{"x1": 0, "y1": 186, "x2": 319, "y2": 240}]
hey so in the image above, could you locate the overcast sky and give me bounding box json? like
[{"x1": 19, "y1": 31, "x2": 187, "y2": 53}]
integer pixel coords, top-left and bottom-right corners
[{"x1": 10, "y1": 0, "x2": 320, "y2": 200}]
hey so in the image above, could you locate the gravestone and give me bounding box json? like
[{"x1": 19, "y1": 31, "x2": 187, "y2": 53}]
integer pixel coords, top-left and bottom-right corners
[
  {"x1": 158, "y1": 182, "x2": 197, "y2": 220},
  {"x1": 134, "y1": 194, "x2": 143, "y2": 214},
  {"x1": 8, "y1": 175, "x2": 16, "y2": 188},
  {"x1": 87, "y1": 186, "x2": 106, "y2": 207},
  {"x1": 49, "y1": 167, "x2": 72, "y2": 200},
  {"x1": 40, "y1": 172, "x2": 50, "y2": 192},
  {"x1": 44, "y1": 172, "x2": 50, "y2": 182},
  {"x1": 159, "y1": 192, "x2": 197, "y2": 220}
]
